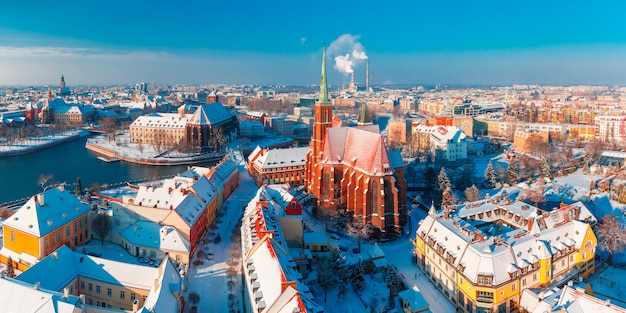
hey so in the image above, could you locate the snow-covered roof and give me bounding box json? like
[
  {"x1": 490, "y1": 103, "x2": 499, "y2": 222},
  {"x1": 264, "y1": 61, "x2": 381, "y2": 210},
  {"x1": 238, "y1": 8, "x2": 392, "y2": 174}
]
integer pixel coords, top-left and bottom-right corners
[
  {"x1": 130, "y1": 113, "x2": 189, "y2": 129},
  {"x1": 188, "y1": 102, "x2": 234, "y2": 126},
  {"x1": 0, "y1": 277, "x2": 83, "y2": 313},
  {"x1": 17, "y1": 246, "x2": 162, "y2": 291},
  {"x1": 416, "y1": 199, "x2": 597, "y2": 286},
  {"x1": 398, "y1": 286, "x2": 429, "y2": 312},
  {"x1": 3, "y1": 186, "x2": 90, "y2": 237},
  {"x1": 119, "y1": 220, "x2": 190, "y2": 253},
  {"x1": 252, "y1": 147, "x2": 308, "y2": 170}
]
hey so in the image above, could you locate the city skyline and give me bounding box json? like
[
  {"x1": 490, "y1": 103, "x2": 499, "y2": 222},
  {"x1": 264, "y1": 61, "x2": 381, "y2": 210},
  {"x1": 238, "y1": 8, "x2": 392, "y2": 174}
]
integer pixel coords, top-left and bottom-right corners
[{"x1": 2, "y1": 0, "x2": 626, "y2": 87}]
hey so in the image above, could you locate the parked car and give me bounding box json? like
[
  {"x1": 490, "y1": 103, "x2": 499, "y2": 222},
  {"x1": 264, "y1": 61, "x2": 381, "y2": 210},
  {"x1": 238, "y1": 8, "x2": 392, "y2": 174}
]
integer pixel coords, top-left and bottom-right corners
[{"x1": 206, "y1": 251, "x2": 214, "y2": 260}]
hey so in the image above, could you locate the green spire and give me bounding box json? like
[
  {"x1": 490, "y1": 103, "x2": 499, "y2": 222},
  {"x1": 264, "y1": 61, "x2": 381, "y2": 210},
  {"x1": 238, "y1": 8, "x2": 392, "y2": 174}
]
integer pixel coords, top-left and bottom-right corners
[{"x1": 319, "y1": 47, "x2": 329, "y2": 103}]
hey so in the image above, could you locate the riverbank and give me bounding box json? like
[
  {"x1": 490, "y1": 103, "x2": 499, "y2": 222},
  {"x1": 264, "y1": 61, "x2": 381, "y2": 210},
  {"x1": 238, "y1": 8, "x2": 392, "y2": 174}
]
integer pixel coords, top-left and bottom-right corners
[
  {"x1": 0, "y1": 130, "x2": 89, "y2": 157},
  {"x1": 85, "y1": 134, "x2": 295, "y2": 166}
]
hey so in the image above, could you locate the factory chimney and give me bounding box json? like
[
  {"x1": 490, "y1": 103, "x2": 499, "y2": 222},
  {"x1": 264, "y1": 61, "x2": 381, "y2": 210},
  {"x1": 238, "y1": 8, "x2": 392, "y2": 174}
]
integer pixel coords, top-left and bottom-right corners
[{"x1": 366, "y1": 59, "x2": 369, "y2": 93}]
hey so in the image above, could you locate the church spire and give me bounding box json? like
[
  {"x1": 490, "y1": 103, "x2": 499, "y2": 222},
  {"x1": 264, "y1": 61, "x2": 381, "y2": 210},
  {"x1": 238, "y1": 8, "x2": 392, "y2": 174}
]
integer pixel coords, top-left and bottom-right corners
[{"x1": 319, "y1": 48, "x2": 329, "y2": 103}]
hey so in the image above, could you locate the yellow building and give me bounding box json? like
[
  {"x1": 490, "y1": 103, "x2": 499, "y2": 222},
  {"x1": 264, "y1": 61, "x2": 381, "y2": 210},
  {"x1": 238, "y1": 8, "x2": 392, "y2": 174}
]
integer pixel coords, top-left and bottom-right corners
[
  {"x1": 0, "y1": 186, "x2": 91, "y2": 271},
  {"x1": 414, "y1": 200, "x2": 597, "y2": 313}
]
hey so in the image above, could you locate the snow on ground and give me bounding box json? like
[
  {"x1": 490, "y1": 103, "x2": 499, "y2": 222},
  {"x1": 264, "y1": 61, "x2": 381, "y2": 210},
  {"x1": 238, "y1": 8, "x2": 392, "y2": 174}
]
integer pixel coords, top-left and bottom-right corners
[
  {"x1": 587, "y1": 265, "x2": 626, "y2": 308},
  {"x1": 183, "y1": 163, "x2": 257, "y2": 313},
  {"x1": 0, "y1": 129, "x2": 87, "y2": 153},
  {"x1": 75, "y1": 239, "x2": 144, "y2": 266}
]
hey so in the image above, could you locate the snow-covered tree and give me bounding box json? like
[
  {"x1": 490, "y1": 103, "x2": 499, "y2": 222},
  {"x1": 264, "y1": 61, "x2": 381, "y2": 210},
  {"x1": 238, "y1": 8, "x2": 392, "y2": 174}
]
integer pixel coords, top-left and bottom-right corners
[
  {"x1": 465, "y1": 185, "x2": 480, "y2": 202},
  {"x1": 424, "y1": 167, "x2": 436, "y2": 189},
  {"x1": 5, "y1": 256, "x2": 15, "y2": 278},
  {"x1": 442, "y1": 188, "x2": 453, "y2": 207},
  {"x1": 541, "y1": 158, "x2": 552, "y2": 178},
  {"x1": 507, "y1": 159, "x2": 519, "y2": 185},
  {"x1": 438, "y1": 167, "x2": 451, "y2": 192},
  {"x1": 484, "y1": 161, "x2": 497, "y2": 188},
  {"x1": 74, "y1": 177, "x2": 83, "y2": 196},
  {"x1": 595, "y1": 215, "x2": 626, "y2": 264}
]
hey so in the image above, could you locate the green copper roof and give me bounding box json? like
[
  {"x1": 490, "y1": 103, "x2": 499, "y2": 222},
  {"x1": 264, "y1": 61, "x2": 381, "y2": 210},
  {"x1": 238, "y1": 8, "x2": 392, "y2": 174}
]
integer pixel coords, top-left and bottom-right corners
[{"x1": 319, "y1": 48, "x2": 330, "y2": 103}]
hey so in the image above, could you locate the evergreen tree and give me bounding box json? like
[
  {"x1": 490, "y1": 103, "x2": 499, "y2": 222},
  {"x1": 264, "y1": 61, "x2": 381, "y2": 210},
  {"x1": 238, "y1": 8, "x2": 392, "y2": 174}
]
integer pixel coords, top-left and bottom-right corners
[
  {"x1": 438, "y1": 167, "x2": 451, "y2": 192},
  {"x1": 484, "y1": 161, "x2": 497, "y2": 188},
  {"x1": 507, "y1": 159, "x2": 519, "y2": 185},
  {"x1": 424, "y1": 167, "x2": 436, "y2": 189},
  {"x1": 5, "y1": 256, "x2": 15, "y2": 278},
  {"x1": 465, "y1": 185, "x2": 480, "y2": 202},
  {"x1": 75, "y1": 177, "x2": 83, "y2": 196},
  {"x1": 540, "y1": 158, "x2": 552, "y2": 178},
  {"x1": 351, "y1": 259, "x2": 366, "y2": 292},
  {"x1": 442, "y1": 188, "x2": 453, "y2": 206}
]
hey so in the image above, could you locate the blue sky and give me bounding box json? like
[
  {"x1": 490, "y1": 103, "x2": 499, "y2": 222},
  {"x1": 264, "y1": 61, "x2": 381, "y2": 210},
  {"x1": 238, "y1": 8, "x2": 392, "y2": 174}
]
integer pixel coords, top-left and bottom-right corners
[{"x1": 1, "y1": 1, "x2": 626, "y2": 86}]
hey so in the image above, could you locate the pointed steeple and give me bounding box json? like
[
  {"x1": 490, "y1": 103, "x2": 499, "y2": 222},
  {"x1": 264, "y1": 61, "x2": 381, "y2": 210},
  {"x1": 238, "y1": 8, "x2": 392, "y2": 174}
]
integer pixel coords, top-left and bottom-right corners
[
  {"x1": 428, "y1": 200, "x2": 437, "y2": 217},
  {"x1": 319, "y1": 48, "x2": 329, "y2": 103}
]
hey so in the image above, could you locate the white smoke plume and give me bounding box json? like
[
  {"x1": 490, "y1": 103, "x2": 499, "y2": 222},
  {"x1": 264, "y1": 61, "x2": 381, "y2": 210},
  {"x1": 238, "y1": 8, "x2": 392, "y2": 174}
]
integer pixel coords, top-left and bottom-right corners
[{"x1": 327, "y1": 34, "x2": 368, "y2": 75}]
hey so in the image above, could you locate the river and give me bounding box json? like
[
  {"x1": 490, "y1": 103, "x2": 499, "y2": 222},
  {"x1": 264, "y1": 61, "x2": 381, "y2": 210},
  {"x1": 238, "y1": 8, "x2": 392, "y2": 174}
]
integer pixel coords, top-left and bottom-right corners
[{"x1": 0, "y1": 136, "x2": 215, "y2": 203}]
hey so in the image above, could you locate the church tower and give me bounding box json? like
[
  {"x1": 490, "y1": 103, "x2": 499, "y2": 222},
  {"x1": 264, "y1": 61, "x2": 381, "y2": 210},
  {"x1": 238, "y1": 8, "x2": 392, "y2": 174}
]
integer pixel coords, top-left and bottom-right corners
[{"x1": 305, "y1": 48, "x2": 333, "y2": 191}]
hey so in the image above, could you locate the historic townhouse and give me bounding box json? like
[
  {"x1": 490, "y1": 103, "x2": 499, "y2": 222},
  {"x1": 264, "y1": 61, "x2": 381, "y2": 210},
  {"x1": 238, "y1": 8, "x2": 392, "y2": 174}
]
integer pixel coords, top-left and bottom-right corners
[
  {"x1": 414, "y1": 199, "x2": 597, "y2": 313},
  {"x1": 247, "y1": 146, "x2": 308, "y2": 186},
  {"x1": 110, "y1": 156, "x2": 239, "y2": 264},
  {"x1": 0, "y1": 186, "x2": 90, "y2": 271},
  {"x1": 240, "y1": 185, "x2": 322, "y2": 313}
]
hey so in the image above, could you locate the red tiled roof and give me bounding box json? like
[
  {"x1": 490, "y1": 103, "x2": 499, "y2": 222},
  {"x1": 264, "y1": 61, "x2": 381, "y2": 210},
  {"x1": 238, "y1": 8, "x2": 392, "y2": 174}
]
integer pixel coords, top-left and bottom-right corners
[{"x1": 322, "y1": 126, "x2": 391, "y2": 176}]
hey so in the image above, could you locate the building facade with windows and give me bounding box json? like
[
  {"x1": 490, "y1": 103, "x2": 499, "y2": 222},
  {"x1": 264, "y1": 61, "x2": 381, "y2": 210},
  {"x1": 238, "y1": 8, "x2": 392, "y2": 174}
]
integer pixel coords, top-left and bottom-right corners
[
  {"x1": 15, "y1": 245, "x2": 182, "y2": 312},
  {"x1": 0, "y1": 186, "x2": 90, "y2": 271},
  {"x1": 247, "y1": 146, "x2": 308, "y2": 186},
  {"x1": 414, "y1": 200, "x2": 597, "y2": 313}
]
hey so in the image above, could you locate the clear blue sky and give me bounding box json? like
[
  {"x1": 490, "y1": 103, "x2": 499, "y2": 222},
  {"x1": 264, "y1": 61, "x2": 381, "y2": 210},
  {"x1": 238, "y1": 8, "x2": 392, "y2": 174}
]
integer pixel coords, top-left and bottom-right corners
[{"x1": 1, "y1": 0, "x2": 626, "y2": 86}]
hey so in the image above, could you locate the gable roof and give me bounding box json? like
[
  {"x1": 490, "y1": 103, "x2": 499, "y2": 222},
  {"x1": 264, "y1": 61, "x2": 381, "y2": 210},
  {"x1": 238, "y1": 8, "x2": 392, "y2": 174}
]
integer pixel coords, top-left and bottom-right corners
[
  {"x1": 322, "y1": 126, "x2": 392, "y2": 176},
  {"x1": 188, "y1": 102, "x2": 233, "y2": 125},
  {"x1": 0, "y1": 277, "x2": 83, "y2": 313},
  {"x1": 3, "y1": 187, "x2": 90, "y2": 237}
]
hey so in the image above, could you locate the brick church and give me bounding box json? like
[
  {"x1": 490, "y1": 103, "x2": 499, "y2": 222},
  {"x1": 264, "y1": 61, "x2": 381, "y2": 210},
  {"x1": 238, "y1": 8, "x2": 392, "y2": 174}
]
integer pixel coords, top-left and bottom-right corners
[{"x1": 305, "y1": 49, "x2": 407, "y2": 237}]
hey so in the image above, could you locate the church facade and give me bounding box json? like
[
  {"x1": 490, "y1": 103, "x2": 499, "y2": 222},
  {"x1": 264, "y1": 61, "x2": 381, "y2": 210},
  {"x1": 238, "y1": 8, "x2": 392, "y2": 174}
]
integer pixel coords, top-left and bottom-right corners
[{"x1": 305, "y1": 49, "x2": 407, "y2": 237}]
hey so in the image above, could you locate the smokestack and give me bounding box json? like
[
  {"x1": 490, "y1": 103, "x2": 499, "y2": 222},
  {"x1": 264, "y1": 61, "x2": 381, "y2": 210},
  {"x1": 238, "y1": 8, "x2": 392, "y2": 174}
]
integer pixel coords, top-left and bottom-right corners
[
  {"x1": 350, "y1": 72, "x2": 355, "y2": 92},
  {"x1": 366, "y1": 59, "x2": 369, "y2": 93}
]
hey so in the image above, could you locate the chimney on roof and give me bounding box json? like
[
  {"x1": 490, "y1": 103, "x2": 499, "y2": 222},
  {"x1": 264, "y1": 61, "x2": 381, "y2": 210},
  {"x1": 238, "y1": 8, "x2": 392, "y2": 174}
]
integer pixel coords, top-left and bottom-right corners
[
  {"x1": 132, "y1": 299, "x2": 139, "y2": 313},
  {"x1": 34, "y1": 282, "x2": 40, "y2": 290},
  {"x1": 37, "y1": 194, "x2": 44, "y2": 206},
  {"x1": 79, "y1": 294, "x2": 85, "y2": 304},
  {"x1": 63, "y1": 287, "x2": 69, "y2": 300},
  {"x1": 527, "y1": 218, "x2": 534, "y2": 231}
]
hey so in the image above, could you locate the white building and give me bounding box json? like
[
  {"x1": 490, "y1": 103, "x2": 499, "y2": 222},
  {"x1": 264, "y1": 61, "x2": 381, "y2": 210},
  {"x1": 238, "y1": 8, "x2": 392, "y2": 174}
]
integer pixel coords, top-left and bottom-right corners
[
  {"x1": 595, "y1": 115, "x2": 626, "y2": 144},
  {"x1": 415, "y1": 125, "x2": 467, "y2": 163}
]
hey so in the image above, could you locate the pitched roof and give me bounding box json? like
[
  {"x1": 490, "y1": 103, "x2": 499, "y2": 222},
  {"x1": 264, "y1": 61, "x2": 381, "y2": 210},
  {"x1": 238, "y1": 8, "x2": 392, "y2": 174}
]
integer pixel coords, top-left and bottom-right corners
[
  {"x1": 187, "y1": 102, "x2": 234, "y2": 125},
  {"x1": 3, "y1": 187, "x2": 90, "y2": 237},
  {"x1": 322, "y1": 126, "x2": 392, "y2": 176},
  {"x1": 253, "y1": 147, "x2": 308, "y2": 170},
  {"x1": 0, "y1": 277, "x2": 83, "y2": 313},
  {"x1": 119, "y1": 221, "x2": 190, "y2": 252}
]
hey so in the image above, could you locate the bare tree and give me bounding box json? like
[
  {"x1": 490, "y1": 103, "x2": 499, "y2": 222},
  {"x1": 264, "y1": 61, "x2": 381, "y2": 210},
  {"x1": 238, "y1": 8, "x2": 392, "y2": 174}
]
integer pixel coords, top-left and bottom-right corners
[
  {"x1": 595, "y1": 214, "x2": 626, "y2": 264},
  {"x1": 464, "y1": 185, "x2": 480, "y2": 202},
  {"x1": 37, "y1": 174, "x2": 55, "y2": 191},
  {"x1": 91, "y1": 214, "x2": 112, "y2": 245}
]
